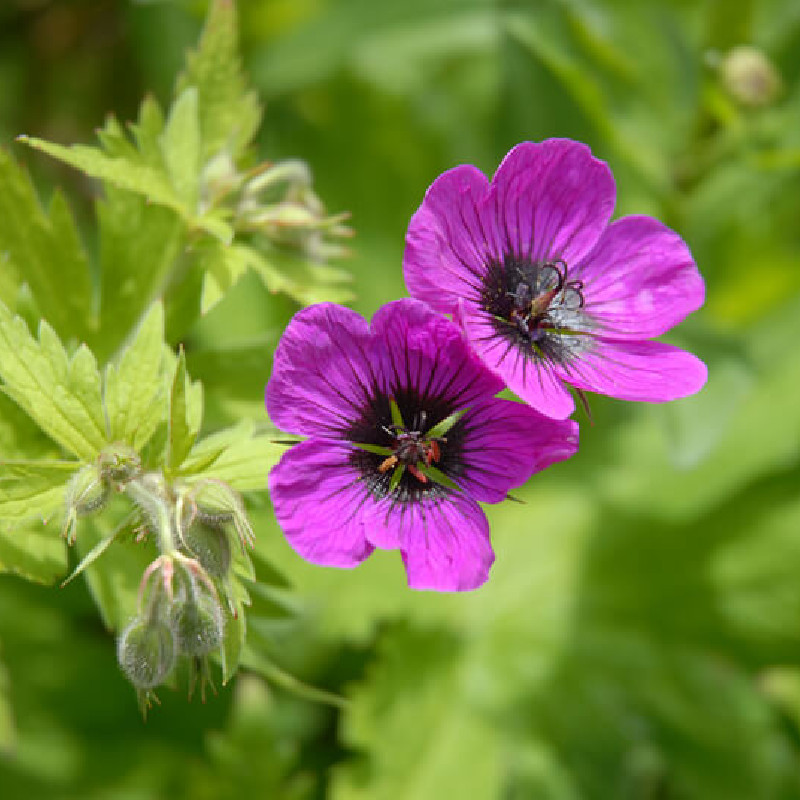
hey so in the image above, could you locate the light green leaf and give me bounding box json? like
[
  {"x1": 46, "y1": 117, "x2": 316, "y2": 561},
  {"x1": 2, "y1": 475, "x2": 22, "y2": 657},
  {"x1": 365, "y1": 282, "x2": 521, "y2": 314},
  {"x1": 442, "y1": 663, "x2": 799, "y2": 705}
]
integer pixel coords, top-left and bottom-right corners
[
  {"x1": 176, "y1": 0, "x2": 262, "y2": 160},
  {"x1": 18, "y1": 134, "x2": 181, "y2": 213},
  {"x1": 0, "y1": 151, "x2": 93, "y2": 342},
  {"x1": 159, "y1": 88, "x2": 201, "y2": 208},
  {"x1": 598, "y1": 298, "x2": 800, "y2": 521},
  {"x1": 0, "y1": 249, "x2": 20, "y2": 308},
  {"x1": 0, "y1": 460, "x2": 79, "y2": 527},
  {"x1": 96, "y1": 191, "x2": 184, "y2": 362},
  {"x1": 92, "y1": 99, "x2": 186, "y2": 361},
  {"x1": 504, "y1": 9, "x2": 667, "y2": 192},
  {"x1": 711, "y1": 494, "x2": 800, "y2": 647},
  {"x1": 259, "y1": 483, "x2": 592, "y2": 651},
  {"x1": 180, "y1": 421, "x2": 281, "y2": 492},
  {"x1": 166, "y1": 349, "x2": 202, "y2": 472},
  {"x1": 104, "y1": 303, "x2": 169, "y2": 452},
  {"x1": 0, "y1": 392, "x2": 59, "y2": 462},
  {"x1": 243, "y1": 245, "x2": 354, "y2": 306},
  {"x1": 0, "y1": 302, "x2": 107, "y2": 461},
  {"x1": 0, "y1": 525, "x2": 67, "y2": 584},
  {"x1": 198, "y1": 241, "x2": 253, "y2": 314},
  {"x1": 18, "y1": 135, "x2": 231, "y2": 244},
  {"x1": 220, "y1": 597, "x2": 246, "y2": 685},
  {"x1": 130, "y1": 94, "x2": 168, "y2": 166},
  {"x1": 240, "y1": 645, "x2": 346, "y2": 709}
]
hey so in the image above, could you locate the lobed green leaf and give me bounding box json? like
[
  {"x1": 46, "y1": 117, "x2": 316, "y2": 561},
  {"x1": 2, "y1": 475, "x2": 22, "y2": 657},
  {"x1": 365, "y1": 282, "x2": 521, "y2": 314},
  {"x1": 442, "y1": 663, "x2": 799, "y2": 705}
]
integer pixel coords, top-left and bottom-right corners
[
  {"x1": 104, "y1": 303, "x2": 170, "y2": 453},
  {"x1": 0, "y1": 302, "x2": 107, "y2": 461},
  {"x1": 176, "y1": 0, "x2": 262, "y2": 161},
  {"x1": 0, "y1": 524, "x2": 68, "y2": 585},
  {"x1": 179, "y1": 420, "x2": 281, "y2": 492},
  {"x1": 159, "y1": 88, "x2": 201, "y2": 209},
  {"x1": 18, "y1": 135, "x2": 231, "y2": 244},
  {"x1": 0, "y1": 460, "x2": 79, "y2": 528},
  {"x1": 166, "y1": 349, "x2": 203, "y2": 473},
  {"x1": 0, "y1": 150, "x2": 93, "y2": 342}
]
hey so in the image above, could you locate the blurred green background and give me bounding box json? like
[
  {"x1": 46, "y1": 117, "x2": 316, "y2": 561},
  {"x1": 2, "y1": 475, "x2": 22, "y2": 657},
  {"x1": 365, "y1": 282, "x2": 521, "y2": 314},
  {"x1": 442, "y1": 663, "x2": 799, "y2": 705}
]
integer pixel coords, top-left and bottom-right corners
[{"x1": 2, "y1": 0, "x2": 800, "y2": 797}]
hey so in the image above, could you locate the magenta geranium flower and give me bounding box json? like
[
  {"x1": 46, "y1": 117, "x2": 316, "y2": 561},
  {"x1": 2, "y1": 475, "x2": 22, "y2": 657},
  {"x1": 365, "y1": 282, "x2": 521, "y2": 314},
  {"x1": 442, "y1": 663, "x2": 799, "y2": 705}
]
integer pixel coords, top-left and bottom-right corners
[
  {"x1": 403, "y1": 139, "x2": 707, "y2": 419},
  {"x1": 266, "y1": 299, "x2": 578, "y2": 592}
]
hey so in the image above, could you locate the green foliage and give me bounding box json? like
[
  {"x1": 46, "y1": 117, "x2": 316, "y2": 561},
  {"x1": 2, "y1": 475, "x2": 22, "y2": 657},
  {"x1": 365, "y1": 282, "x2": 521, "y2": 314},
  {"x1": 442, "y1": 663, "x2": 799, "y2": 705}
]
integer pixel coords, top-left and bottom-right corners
[
  {"x1": 332, "y1": 625, "x2": 504, "y2": 800},
  {"x1": 104, "y1": 303, "x2": 171, "y2": 452},
  {"x1": 17, "y1": 133, "x2": 233, "y2": 244},
  {"x1": 0, "y1": 301, "x2": 105, "y2": 461},
  {"x1": 176, "y1": 0, "x2": 261, "y2": 160},
  {"x1": 0, "y1": 152, "x2": 93, "y2": 343},
  {"x1": 16, "y1": 0, "x2": 351, "y2": 349},
  {"x1": 0, "y1": 526, "x2": 68, "y2": 585},
  {"x1": 0, "y1": 287, "x2": 284, "y2": 694},
  {"x1": 166, "y1": 349, "x2": 203, "y2": 472}
]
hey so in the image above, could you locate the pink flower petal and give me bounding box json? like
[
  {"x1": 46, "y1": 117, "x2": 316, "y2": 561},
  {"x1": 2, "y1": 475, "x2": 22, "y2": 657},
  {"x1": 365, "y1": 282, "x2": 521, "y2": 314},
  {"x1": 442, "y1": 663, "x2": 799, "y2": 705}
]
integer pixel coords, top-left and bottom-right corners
[
  {"x1": 555, "y1": 339, "x2": 708, "y2": 402},
  {"x1": 404, "y1": 165, "x2": 498, "y2": 314},
  {"x1": 364, "y1": 493, "x2": 494, "y2": 592},
  {"x1": 371, "y1": 298, "x2": 504, "y2": 406},
  {"x1": 491, "y1": 139, "x2": 616, "y2": 266},
  {"x1": 265, "y1": 303, "x2": 379, "y2": 438},
  {"x1": 268, "y1": 439, "x2": 375, "y2": 568},
  {"x1": 457, "y1": 398, "x2": 579, "y2": 502},
  {"x1": 576, "y1": 216, "x2": 705, "y2": 339}
]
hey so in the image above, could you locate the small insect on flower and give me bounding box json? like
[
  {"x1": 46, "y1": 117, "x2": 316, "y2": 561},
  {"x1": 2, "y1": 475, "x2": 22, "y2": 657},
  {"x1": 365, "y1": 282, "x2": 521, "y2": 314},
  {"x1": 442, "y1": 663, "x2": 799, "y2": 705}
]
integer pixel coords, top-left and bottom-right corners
[
  {"x1": 265, "y1": 299, "x2": 578, "y2": 592},
  {"x1": 403, "y1": 139, "x2": 708, "y2": 420}
]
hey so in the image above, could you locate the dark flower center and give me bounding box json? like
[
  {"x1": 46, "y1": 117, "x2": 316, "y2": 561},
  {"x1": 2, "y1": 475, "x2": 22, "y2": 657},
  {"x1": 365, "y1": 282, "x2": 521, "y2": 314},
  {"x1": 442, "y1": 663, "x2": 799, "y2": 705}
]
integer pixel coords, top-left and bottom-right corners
[
  {"x1": 347, "y1": 392, "x2": 467, "y2": 503},
  {"x1": 480, "y1": 254, "x2": 591, "y2": 365},
  {"x1": 378, "y1": 416, "x2": 446, "y2": 485}
]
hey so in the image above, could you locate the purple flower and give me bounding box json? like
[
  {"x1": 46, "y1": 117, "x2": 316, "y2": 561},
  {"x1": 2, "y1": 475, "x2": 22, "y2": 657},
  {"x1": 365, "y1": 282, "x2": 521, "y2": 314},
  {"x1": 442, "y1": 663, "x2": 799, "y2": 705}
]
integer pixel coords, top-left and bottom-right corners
[
  {"x1": 403, "y1": 139, "x2": 707, "y2": 419},
  {"x1": 266, "y1": 299, "x2": 578, "y2": 592}
]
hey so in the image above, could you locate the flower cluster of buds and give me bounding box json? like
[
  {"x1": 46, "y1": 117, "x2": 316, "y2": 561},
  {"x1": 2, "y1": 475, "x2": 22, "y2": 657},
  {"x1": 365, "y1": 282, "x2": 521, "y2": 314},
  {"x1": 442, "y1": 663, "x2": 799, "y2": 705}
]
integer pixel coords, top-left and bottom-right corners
[
  {"x1": 63, "y1": 444, "x2": 254, "y2": 708},
  {"x1": 201, "y1": 151, "x2": 353, "y2": 263}
]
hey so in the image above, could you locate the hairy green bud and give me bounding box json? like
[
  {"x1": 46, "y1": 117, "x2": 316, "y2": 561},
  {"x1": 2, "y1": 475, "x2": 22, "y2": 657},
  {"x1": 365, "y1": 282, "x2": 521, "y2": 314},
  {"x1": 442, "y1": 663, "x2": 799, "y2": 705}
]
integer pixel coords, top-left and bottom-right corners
[
  {"x1": 187, "y1": 479, "x2": 255, "y2": 550},
  {"x1": 117, "y1": 618, "x2": 177, "y2": 690},
  {"x1": 172, "y1": 594, "x2": 224, "y2": 657},
  {"x1": 182, "y1": 520, "x2": 232, "y2": 579}
]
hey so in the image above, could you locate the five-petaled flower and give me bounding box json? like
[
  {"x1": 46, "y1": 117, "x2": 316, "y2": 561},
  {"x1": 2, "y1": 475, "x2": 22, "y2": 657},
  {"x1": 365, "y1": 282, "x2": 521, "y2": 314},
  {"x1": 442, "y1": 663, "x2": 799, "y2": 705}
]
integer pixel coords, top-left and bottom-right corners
[
  {"x1": 403, "y1": 139, "x2": 707, "y2": 419},
  {"x1": 266, "y1": 299, "x2": 578, "y2": 591}
]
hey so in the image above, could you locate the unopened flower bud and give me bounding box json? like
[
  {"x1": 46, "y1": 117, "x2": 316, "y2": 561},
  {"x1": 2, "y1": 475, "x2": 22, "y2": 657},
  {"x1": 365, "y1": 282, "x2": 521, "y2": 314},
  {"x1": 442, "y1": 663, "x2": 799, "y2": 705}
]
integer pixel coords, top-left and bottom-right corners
[
  {"x1": 720, "y1": 45, "x2": 781, "y2": 108},
  {"x1": 117, "y1": 617, "x2": 177, "y2": 689},
  {"x1": 188, "y1": 479, "x2": 255, "y2": 550},
  {"x1": 171, "y1": 593, "x2": 224, "y2": 657},
  {"x1": 249, "y1": 201, "x2": 323, "y2": 232},
  {"x1": 182, "y1": 520, "x2": 232, "y2": 579},
  {"x1": 243, "y1": 159, "x2": 312, "y2": 200},
  {"x1": 200, "y1": 150, "x2": 243, "y2": 212}
]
